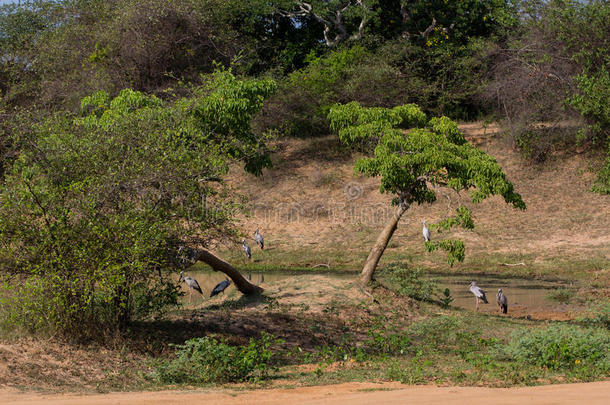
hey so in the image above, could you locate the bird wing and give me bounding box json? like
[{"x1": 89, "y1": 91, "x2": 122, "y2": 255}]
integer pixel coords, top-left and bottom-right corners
[
  {"x1": 190, "y1": 278, "x2": 203, "y2": 294},
  {"x1": 470, "y1": 285, "x2": 486, "y2": 299}
]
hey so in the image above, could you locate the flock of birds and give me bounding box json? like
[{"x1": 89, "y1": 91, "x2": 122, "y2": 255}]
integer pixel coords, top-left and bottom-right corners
[
  {"x1": 181, "y1": 222, "x2": 509, "y2": 314},
  {"x1": 424, "y1": 220, "x2": 509, "y2": 313},
  {"x1": 179, "y1": 229, "x2": 265, "y2": 303}
]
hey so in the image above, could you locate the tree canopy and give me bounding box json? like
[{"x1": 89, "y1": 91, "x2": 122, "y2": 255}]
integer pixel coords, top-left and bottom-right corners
[
  {"x1": 0, "y1": 70, "x2": 275, "y2": 338},
  {"x1": 329, "y1": 102, "x2": 525, "y2": 283}
]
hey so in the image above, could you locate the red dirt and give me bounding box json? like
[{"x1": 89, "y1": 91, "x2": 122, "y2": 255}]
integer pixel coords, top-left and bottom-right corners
[{"x1": 2, "y1": 381, "x2": 609, "y2": 405}]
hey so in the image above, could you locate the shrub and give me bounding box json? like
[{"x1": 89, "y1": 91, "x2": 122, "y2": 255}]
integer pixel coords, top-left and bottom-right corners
[
  {"x1": 504, "y1": 325, "x2": 610, "y2": 371},
  {"x1": 379, "y1": 263, "x2": 439, "y2": 302},
  {"x1": 0, "y1": 70, "x2": 275, "y2": 339},
  {"x1": 154, "y1": 332, "x2": 281, "y2": 384}
]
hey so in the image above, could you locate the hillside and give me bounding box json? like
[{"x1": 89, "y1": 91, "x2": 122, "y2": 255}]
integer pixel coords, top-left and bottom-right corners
[{"x1": 225, "y1": 123, "x2": 609, "y2": 282}]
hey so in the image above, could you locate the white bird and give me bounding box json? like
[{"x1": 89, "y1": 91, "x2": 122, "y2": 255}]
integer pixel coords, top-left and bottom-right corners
[
  {"x1": 242, "y1": 239, "x2": 251, "y2": 259},
  {"x1": 254, "y1": 229, "x2": 264, "y2": 250},
  {"x1": 422, "y1": 220, "x2": 431, "y2": 242},
  {"x1": 179, "y1": 271, "x2": 203, "y2": 304},
  {"x1": 496, "y1": 288, "x2": 508, "y2": 314},
  {"x1": 469, "y1": 281, "x2": 488, "y2": 311}
]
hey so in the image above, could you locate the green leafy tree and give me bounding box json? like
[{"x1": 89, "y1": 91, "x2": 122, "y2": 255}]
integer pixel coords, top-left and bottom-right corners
[
  {"x1": 328, "y1": 102, "x2": 525, "y2": 284},
  {"x1": 0, "y1": 70, "x2": 274, "y2": 338}
]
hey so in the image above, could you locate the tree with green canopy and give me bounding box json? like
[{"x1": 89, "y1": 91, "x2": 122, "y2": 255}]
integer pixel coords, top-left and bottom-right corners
[
  {"x1": 328, "y1": 102, "x2": 526, "y2": 284},
  {"x1": 0, "y1": 70, "x2": 274, "y2": 339}
]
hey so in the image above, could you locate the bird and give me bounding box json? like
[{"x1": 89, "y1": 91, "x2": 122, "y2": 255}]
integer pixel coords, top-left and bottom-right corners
[
  {"x1": 422, "y1": 220, "x2": 431, "y2": 242},
  {"x1": 254, "y1": 229, "x2": 264, "y2": 250},
  {"x1": 210, "y1": 277, "x2": 231, "y2": 297},
  {"x1": 242, "y1": 239, "x2": 251, "y2": 259},
  {"x1": 469, "y1": 281, "x2": 488, "y2": 311},
  {"x1": 179, "y1": 271, "x2": 203, "y2": 304},
  {"x1": 496, "y1": 288, "x2": 508, "y2": 314}
]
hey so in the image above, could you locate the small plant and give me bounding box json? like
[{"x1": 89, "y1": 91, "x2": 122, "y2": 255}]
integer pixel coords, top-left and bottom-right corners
[
  {"x1": 545, "y1": 288, "x2": 575, "y2": 304},
  {"x1": 154, "y1": 332, "x2": 282, "y2": 384},
  {"x1": 504, "y1": 325, "x2": 610, "y2": 372},
  {"x1": 439, "y1": 288, "x2": 454, "y2": 308}
]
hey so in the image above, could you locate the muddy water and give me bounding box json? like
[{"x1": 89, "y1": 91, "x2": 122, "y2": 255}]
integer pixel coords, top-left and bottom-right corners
[
  {"x1": 178, "y1": 267, "x2": 575, "y2": 313},
  {"x1": 433, "y1": 274, "x2": 574, "y2": 312}
]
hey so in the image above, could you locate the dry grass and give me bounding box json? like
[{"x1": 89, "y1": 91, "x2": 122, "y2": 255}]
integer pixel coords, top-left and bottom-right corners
[{"x1": 224, "y1": 123, "x2": 610, "y2": 281}]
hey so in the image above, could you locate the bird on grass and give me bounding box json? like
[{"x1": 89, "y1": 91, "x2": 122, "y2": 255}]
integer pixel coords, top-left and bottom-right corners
[
  {"x1": 254, "y1": 229, "x2": 264, "y2": 250},
  {"x1": 210, "y1": 278, "x2": 231, "y2": 297},
  {"x1": 496, "y1": 288, "x2": 508, "y2": 314},
  {"x1": 242, "y1": 239, "x2": 251, "y2": 259},
  {"x1": 422, "y1": 220, "x2": 431, "y2": 242},
  {"x1": 469, "y1": 281, "x2": 488, "y2": 311},
  {"x1": 179, "y1": 271, "x2": 203, "y2": 304}
]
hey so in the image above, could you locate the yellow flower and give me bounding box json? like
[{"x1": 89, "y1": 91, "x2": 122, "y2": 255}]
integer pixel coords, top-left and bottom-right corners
[
  {"x1": 575, "y1": 359, "x2": 581, "y2": 364},
  {"x1": 426, "y1": 40, "x2": 432, "y2": 47},
  {"x1": 350, "y1": 358, "x2": 356, "y2": 363},
  {"x1": 483, "y1": 16, "x2": 487, "y2": 21}
]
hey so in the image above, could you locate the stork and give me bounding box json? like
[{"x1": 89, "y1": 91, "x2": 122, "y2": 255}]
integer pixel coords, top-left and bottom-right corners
[
  {"x1": 179, "y1": 271, "x2": 203, "y2": 304},
  {"x1": 469, "y1": 281, "x2": 488, "y2": 311},
  {"x1": 496, "y1": 288, "x2": 508, "y2": 314},
  {"x1": 422, "y1": 220, "x2": 431, "y2": 242}
]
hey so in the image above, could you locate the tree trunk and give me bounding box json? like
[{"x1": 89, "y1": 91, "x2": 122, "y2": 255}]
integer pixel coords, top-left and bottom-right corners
[
  {"x1": 360, "y1": 205, "x2": 408, "y2": 285},
  {"x1": 194, "y1": 248, "x2": 263, "y2": 295}
]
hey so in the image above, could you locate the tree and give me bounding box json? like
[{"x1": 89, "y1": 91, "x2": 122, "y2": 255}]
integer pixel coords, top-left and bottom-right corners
[
  {"x1": 328, "y1": 102, "x2": 525, "y2": 284},
  {"x1": 0, "y1": 70, "x2": 273, "y2": 338},
  {"x1": 279, "y1": 1, "x2": 375, "y2": 47}
]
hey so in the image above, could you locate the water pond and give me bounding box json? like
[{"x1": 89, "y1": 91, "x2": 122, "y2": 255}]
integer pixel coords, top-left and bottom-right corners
[{"x1": 180, "y1": 267, "x2": 578, "y2": 314}]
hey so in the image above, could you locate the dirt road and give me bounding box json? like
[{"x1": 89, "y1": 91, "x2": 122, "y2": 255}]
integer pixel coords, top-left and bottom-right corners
[{"x1": 2, "y1": 381, "x2": 609, "y2": 405}]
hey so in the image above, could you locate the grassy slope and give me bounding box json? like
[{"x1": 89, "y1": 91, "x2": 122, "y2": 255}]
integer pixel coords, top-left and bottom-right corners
[{"x1": 222, "y1": 123, "x2": 609, "y2": 284}]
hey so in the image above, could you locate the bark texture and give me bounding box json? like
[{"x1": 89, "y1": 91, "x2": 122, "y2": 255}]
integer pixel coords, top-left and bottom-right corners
[
  {"x1": 194, "y1": 248, "x2": 263, "y2": 295},
  {"x1": 359, "y1": 205, "x2": 408, "y2": 284}
]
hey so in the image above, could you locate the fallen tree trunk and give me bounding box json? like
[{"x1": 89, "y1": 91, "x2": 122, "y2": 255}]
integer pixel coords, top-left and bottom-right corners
[{"x1": 194, "y1": 248, "x2": 263, "y2": 295}]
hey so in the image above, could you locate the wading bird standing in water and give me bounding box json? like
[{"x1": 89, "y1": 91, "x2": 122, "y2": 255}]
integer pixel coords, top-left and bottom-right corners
[
  {"x1": 210, "y1": 278, "x2": 231, "y2": 297},
  {"x1": 469, "y1": 281, "x2": 488, "y2": 311},
  {"x1": 254, "y1": 229, "x2": 264, "y2": 250},
  {"x1": 496, "y1": 288, "x2": 508, "y2": 314},
  {"x1": 422, "y1": 220, "x2": 430, "y2": 242},
  {"x1": 179, "y1": 271, "x2": 203, "y2": 304}
]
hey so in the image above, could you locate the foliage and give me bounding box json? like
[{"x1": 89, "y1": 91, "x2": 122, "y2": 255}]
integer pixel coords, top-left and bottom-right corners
[
  {"x1": 0, "y1": 70, "x2": 276, "y2": 339},
  {"x1": 545, "y1": 288, "x2": 575, "y2": 304},
  {"x1": 439, "y1": 288, "x2": 454, "y2": 308},
  {"x1": 577, "y1": 302, "x2": 610, "y2": 330},
  {"x1": 504, "y1": 325, "x2": 610, "y2": 372},
  {"x1": 154, "y1": 332, "x2": 281, "y2": 383},
  {"x1": 488, "y1": 0, "x2": 609, "y2": 182},
  {"x1": 379, "y1": 263, "x2": 438, "y2": 302},
  {"x1": 328, "y1": 101, "x2": 524, "y2": 266}
]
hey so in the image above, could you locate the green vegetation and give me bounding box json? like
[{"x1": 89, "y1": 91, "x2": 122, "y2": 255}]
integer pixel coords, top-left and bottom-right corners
[
  {"x1": 504, "y1": 325, "x2": 609, "y2": 373},
  {"x1": 328, "y1": 102, "x2": 524, "y2": 282},
  {"x1": 0, "y1": 70, "x2": 275, "y2": 339},
  {"x1": 0, "y1": 0, "x2": 607, "y2": 395},
  {"x1": 154, "y1": 332, "x2": 282, "y2": 384}
]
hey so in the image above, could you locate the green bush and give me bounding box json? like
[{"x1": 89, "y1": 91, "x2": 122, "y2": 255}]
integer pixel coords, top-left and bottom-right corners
[
  {"x1": 154, "y1": 332, "x2": 281, "y2": 384},
  {"x1": 0, "y1": 70, "x2": 275, "y2": 339},
  {"x1": 504, "y1": 325, "x2": 610, "y2": 371},
  {"x1": 379, "y1": 263, "x2": 439, "y2": 302}
]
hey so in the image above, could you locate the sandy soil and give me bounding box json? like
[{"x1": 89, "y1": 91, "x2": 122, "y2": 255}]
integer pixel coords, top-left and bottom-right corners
[{"x1": 2, "y1": 381, "x2": 609, "y2": 405}]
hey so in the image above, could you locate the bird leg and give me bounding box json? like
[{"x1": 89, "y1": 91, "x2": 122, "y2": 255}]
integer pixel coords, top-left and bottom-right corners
[{"x1": 475, "y1": 297, "x2": 480, "y2": 311}]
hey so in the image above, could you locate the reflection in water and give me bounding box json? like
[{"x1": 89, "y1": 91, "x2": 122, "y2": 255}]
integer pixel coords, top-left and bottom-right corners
[{"x1": 177, "y1": 267, "x2": 572, "y2": 311}]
